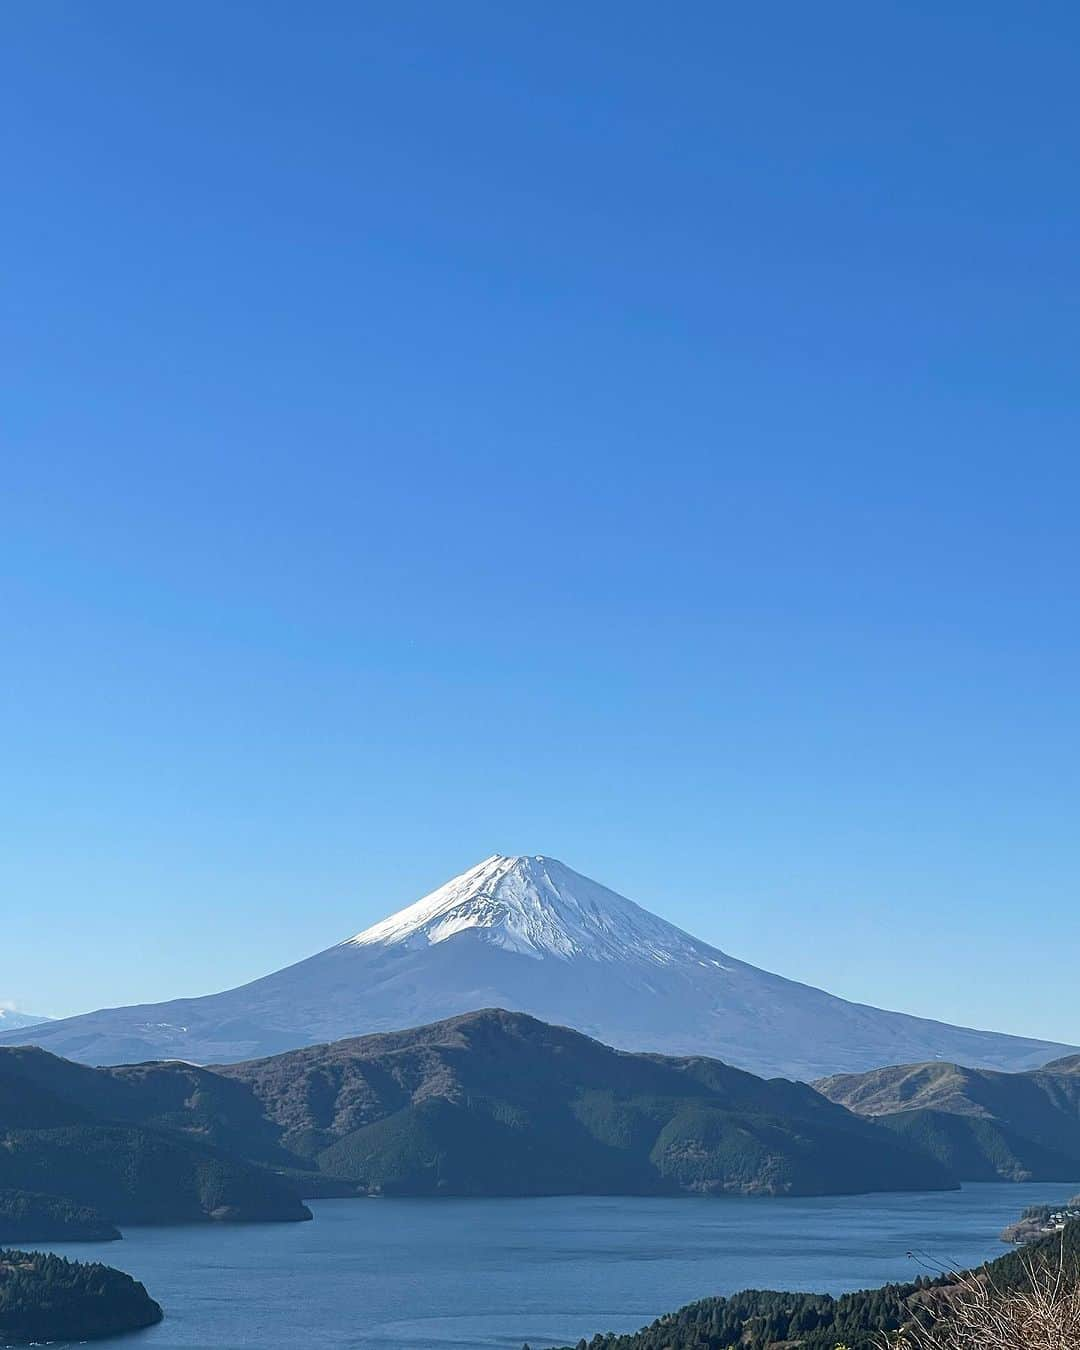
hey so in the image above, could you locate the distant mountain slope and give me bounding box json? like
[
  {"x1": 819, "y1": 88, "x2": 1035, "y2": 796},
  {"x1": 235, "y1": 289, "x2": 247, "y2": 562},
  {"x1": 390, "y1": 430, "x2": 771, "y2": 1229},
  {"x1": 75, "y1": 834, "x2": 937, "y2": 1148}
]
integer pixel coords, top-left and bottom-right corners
[
  {"x1": 216, "y1": 1008, "x2": 954, "y2": 1197},
  {"x1": 2, "y1": 856, "x2": 1072, "y2": 1078},
  {"x1": 815, "y1": 1057, "x2": 1080, "y2": 1180},
  {"x1": 0, "y1": 1011, "x2": 50, "y2": 1032},
  {"x1": 0, "y1": 1046, "x2": 310, "y2": 1225}
]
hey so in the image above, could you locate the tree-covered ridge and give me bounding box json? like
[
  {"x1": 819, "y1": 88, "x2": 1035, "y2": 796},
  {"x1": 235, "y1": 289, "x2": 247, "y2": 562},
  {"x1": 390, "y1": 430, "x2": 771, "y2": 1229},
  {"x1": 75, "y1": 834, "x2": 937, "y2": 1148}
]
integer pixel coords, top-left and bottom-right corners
[
  {"x1": 0, "y1": 1124, "x2": 312, "y2": 1225},
  {"x1": 218, "y1": 1009, "x2": 953, "y2": 1198},
  {"x1": 542, "y1": 1220, "x2": 1080, "y2": 1350},
  {"x1": 0, "y1": 1048, "x2": 311, "y2": 1226},
  {"x1": 0, "y1": 1248, "x2": 162, "y2": 1344},
  {"x1": 0, "y1": 1045, "x2": 294, "y2": 1168},
  {"x1": 0, "y1": 1189, "x2": 120, "y2": 1243},
  {"x1": 815, "y1": 1057, "x2": 1080, "y2": 1181},
  {"x1": 546, "y1": 1281, "x2": 935, "y2": 1350}
]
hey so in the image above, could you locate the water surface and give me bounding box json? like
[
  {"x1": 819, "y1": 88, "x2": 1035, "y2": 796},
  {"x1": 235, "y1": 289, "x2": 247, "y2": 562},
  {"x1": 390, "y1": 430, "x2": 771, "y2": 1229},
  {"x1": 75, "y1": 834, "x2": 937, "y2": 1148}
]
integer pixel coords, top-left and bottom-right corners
[{"x1": 36, "y1": 1183, "x2": 1078, "y2": 1350}]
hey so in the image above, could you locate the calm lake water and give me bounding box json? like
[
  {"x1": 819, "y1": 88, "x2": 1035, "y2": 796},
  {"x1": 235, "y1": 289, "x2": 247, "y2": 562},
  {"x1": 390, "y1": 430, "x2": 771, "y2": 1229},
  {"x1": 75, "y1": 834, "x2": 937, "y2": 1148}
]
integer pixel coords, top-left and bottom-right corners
[{"x1": 35, "y1": 1183, "x2": 1079, "y2": 1350}]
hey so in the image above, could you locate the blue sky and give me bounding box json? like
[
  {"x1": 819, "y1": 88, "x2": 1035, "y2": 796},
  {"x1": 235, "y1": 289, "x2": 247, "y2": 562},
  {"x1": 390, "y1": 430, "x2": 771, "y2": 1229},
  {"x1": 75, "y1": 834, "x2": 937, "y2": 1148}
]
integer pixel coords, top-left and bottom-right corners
[{"x1": 3, "y1": 2, "x2": 1078, "y2": 1039}]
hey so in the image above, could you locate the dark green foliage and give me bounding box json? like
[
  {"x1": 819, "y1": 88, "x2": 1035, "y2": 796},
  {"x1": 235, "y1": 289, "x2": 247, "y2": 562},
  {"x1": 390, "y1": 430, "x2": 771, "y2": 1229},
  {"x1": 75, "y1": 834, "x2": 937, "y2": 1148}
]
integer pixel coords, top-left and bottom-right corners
[
  {"x1": 545, "y1": 1220, "x2": 1080, "y2": 1350},
  {"x1": 219, "y1": 1010, "x2": 954, "y2": 1197},
  {"x1": 982, "y1": 1213, "x2": 1080, "y2": 1283},
  {"x1": 0, "y1": 1071, "x2": 91, "y2": 1131},
  {"x1": 816, "y1": 1058, "x2": 1080, "y2": 1181},
  {"x1": 0, "y1": 1048, "x2": 311, "y2": 1226},
  {"x1": 0, "y1": 1125, "x2": 310, "y2": 1224},
  {"x1": 0, "y1": 1010, "x2": 954, "y2": 1211},
  {"x1": 548, "y1": 1282, "x2": 930, "y2": 1350},
  {"x1": 0, "y1": 1190, "x2": 120, "y2": 1243},
  {"x1": 0, "y1": 1248, "x2": 161, "y2": 1343},
  {"x1": 0, "y1": 1048, "x2": 293, "y2": 1167},
  {"x1": 877, "y1": 1109, "x2": 1080, "y2": 1182}
]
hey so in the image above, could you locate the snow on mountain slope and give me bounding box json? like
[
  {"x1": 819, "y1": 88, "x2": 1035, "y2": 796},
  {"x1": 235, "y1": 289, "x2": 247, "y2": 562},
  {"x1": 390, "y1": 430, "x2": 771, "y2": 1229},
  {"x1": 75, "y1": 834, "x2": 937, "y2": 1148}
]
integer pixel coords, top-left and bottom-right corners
[
  {"x1": 346, "y1": 854, "x2": 718, "y2": 966},
  {"x1": 1, "y1": 854, "x2": 1072, "y2": 1078}
]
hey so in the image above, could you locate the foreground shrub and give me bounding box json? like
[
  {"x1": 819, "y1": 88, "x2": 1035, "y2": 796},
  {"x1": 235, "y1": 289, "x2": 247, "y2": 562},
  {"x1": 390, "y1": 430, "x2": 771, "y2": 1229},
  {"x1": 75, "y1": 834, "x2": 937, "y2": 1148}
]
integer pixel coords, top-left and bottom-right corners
[{"x1": 888, "y1": 1240, "x2": 1080, "y2": 1350}]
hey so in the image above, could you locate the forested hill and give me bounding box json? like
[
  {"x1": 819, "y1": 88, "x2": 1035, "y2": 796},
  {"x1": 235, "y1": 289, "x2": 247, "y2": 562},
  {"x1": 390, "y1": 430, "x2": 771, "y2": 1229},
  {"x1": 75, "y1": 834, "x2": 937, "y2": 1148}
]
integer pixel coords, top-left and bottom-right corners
[
  {"x1": 0, "y1": 1189, "x2": 120, "y2": 1243},
  {"x1": 815, "y1": 1056, "x2": 1080, "y2": 1181},
  {"x1": 1, "y1": 1010, "x2": 956, "y2": 1218},
  {"x1": 0, "y1": 1248, "x2": 162, "y2": 1343},
  {"x1": 542, "y1": 1220, "x2": 1080, "y2": 1350},
  {"x1": 219, "y1": 1008, "x2": 953, "y2": 1197},
  {"x1": 0, "y1": 1046, "x2": 311, "y2": 1226}
]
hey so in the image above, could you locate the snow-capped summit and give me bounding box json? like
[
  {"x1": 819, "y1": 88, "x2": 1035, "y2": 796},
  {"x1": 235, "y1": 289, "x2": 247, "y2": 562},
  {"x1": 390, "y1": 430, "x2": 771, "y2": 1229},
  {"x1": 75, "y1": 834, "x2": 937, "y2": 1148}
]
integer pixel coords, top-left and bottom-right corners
[
  {"x1": 346, "y1": 853, "x2": 713, "y2": 965},
  {"x1": 2, "y1": 853, "x2": 1073, "y2": 1078}
]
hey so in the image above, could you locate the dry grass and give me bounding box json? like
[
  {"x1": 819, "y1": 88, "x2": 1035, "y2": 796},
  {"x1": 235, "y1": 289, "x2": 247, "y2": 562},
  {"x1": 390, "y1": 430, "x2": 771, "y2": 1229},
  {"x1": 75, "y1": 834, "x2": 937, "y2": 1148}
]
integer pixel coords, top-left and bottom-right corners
[{"x1": 883, "y1": 1240, "x2": 1080, "y2": 1350}]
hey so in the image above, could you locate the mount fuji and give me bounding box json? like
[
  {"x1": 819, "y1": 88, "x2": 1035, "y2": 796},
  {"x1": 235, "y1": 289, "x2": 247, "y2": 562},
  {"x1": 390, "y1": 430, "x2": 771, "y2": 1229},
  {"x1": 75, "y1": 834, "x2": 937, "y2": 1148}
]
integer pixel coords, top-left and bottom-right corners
[{"x1": 4, "y1": 854, "x2": 1072, "y2": 1078}]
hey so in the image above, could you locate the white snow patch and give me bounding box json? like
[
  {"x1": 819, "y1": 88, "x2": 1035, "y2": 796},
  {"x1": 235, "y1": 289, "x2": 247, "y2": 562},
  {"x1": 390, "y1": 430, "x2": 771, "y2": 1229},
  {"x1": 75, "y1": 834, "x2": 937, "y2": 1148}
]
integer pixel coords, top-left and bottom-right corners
[{"x1": 344, "y1": 854, "x2": 716, "y2": 965}]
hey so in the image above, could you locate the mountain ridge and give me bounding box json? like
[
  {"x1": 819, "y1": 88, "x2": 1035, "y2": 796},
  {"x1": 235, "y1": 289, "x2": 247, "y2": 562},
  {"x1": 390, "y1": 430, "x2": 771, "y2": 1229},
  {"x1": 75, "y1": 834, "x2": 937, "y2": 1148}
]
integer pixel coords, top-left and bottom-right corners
[
  {"x1": 1, "y1": 1010, "x2": 957, "y2": 1201},
  {"x1": 0, "y1": 1011, "x2": 51, "y2": 1033},
  {"x1": 2, "y1": 854, "x2": 1072, "y2": 1079},
  {"x1": 217, "y1": 1007, "x2": 957, "y2": 1197},
  {"x1": 816, "y1": 1057, "x2": 1080, "y2": 1180},
  {"x1": 0, "y1": 1045, "x2": 311, "y2": 1225}
]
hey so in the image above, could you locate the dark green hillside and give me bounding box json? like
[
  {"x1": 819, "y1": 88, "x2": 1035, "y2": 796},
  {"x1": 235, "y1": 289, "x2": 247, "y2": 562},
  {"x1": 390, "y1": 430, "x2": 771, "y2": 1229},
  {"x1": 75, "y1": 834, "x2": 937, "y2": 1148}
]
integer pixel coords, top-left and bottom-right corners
[
  {"x1": 0, "y1": 1047, "x2": 292, "y2": 1168},
  {"x1": 104, "y1": 1058, "x2": 296, "y2": 1165},
  {"x1": 0, "y1": 1048, "x2": 311, "y2": 1225},
  {"x1": 875, "y1": 1107, "x2": 1080, "y2": 1181},
  {"x1": 0, "y1": 1190, "x2": 120, "y2": 1243},
  {"x1": 220, "y1": 1009, "x2": 953, "y2": 1197},
  {"x1": 0, "y1": 1069, "x2": 91, "y2": 1131},
  {"x1": 0, "y1": 1011, "x2": 958, "y2": 1205},
  {"x1": 816, "y1": 1058, "x2": 1080, "y2": 1180},
  {"x1": 0, "y1": 1124, "x2": 310, "y2": 1224},
  {"x1": 544, "y1": 1219, "x2": 1080, "y2": 1350},
  {"x1": 0, "y1": 1248, "x2": 161, "y2": 1344}
]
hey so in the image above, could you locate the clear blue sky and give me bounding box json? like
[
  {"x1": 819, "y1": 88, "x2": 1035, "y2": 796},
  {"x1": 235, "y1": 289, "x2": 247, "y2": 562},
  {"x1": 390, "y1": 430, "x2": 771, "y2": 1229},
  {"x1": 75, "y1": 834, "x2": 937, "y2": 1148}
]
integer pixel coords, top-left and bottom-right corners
[{"x1": 3, "y1": 2, "x2": 1078, "y2": 1040}]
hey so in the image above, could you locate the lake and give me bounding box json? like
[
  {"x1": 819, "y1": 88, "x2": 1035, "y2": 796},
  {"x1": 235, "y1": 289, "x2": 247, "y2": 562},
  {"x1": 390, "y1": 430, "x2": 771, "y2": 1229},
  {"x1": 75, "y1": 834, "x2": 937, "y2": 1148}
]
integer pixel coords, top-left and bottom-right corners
[{"x1": 34, "y1": 1183, "x2": 1079, "y2": 1350}]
